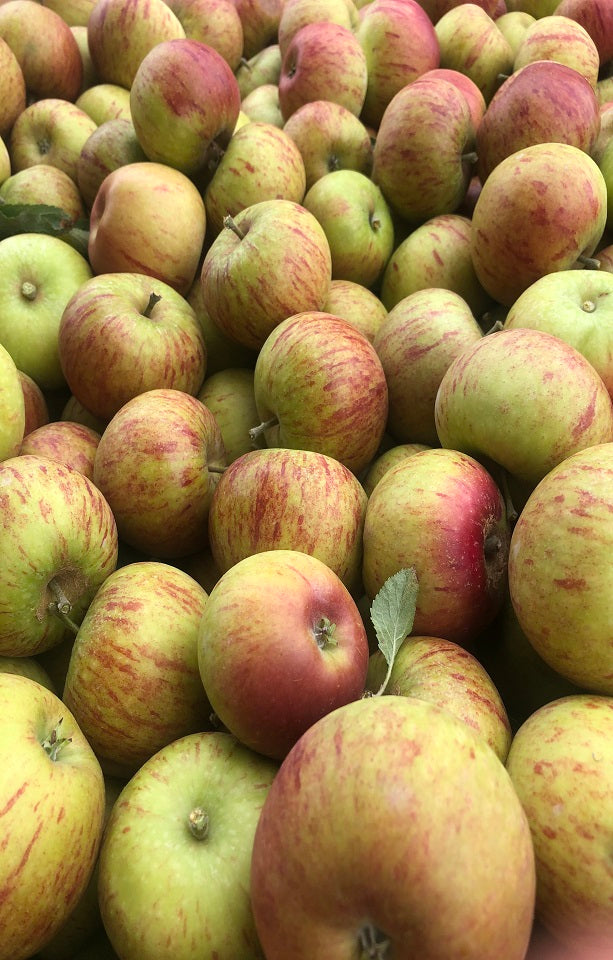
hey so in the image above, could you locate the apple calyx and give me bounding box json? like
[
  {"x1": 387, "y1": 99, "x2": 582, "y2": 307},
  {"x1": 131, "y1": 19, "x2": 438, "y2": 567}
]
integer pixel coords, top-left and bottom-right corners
[
  {"x1": 369, "y1": 211, "x2": 382, "y2": 233},
  {"x1": 582, "y1": 300, "x2": 597, "y2": 313},
  {"x1": 41, "y1": 717, "x2": 72, "y2": 762},
  {"x1": 223, "y1": 214, "x2": 246, "y2": 240},
  {"x1": 358, "y1": 921, "x2": 390, "y2": 959},
  {"x1": 249, "y1": 417, "x2": 279, "y2": 445},
  {"x1": 188, "y1": 806, "x2": 210, "y2": 841},
  {"x1": 142, "y1": 292, "x2": 162, "y2": 318},
  {"x1": 313, "y1": 616, "x2": 338, "y2": 650},
  {"x1": 21, "y1": 281, "x2": 37, "y2": 302}
]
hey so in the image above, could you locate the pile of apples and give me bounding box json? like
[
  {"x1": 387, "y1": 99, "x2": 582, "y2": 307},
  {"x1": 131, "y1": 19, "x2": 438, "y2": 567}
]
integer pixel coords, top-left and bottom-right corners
[{"x1": 0, "y1": 0, "x2": 612, "y2": 957}]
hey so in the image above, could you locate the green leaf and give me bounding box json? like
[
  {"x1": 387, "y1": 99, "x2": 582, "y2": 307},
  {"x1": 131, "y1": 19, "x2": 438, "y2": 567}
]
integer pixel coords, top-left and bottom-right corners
[
  {"x1": 370, "y1": 567, "x2": 419, "y2": 696},
  {"x1": 0, "y1": 201, "x2": 90, "y2": 258}
]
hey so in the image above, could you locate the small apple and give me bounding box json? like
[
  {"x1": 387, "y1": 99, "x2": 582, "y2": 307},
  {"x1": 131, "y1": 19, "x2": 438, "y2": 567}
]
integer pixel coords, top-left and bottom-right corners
[
  {"x1": 322, "y1": 278, "x2": 387, "y2": 343},
  {"x1": 277, "y1": 0, "x2": 359, "y2": 57},
  {"x1": 197, "y1": 367, "x2": 260, "y2": 464},
  {"x1": 513, "y1": 14, "x2": 600, "y2": 88},
  {"x1": 20, "y1": 421, "x2": 101, "y2": 480},
  {"x1": 165, "y1": 0, "x2": 244, "y2": 70},
  {"x1": 0, "y1": 0, "x2": 83, "y2": 101},
  {"x1": 75, "y1": 82, "x2": 132, "y2": 125},
  {"x1": 93, "y1": 388, "x2": 226, "y2": 558},
  {"x1": 236, "y1": 42, "x2": 281, "y2": 97},
  {"x1": 207, "y1": 446, "x2": 368, "y2": 593},
  {"x1": 239, "y1": 83, "x2": 283, "y2": 126},
  {"x1": 0, "y1": 654, "x2": 55, "y2": 692},
  {"x1": 76, "y1": 117, "x2": 147, "y2": 211},
  {"x1": 88, "y1": 161, "x2": 206, "y2": 296},
  {"x1": 283, "y1": 98, "x2": 373, "y2": 191},
  {"x1": 0, "y1": 163, "x2": 86, "y2": 223},
  {"x1": 435, "y1": 3, "x2": 514, "y2": 103},
  {"x1": 494, "y1": 10, "x2": 536, "y2": 57},
  {"x1": 0, "y1": 35, "x2": 25, "y2": 140},
  {"x1": 361, "y1": 442, "x2": 429, "y2": 495},
  {"x1": 9, "y1": 98, "x2": 98, "y2": 183},
  {"x1": 0, "y1": 342, "x2": 25, "y2": 462}
]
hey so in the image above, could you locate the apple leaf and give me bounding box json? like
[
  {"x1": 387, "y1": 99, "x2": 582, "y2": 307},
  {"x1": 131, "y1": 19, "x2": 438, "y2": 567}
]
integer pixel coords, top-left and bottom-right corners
[
  {"x1": 0, "y1": 202, "x2": 90, "y2": 258},
  {"x1": 370, "y1": 567, "x2": 418, "y2": 697}
]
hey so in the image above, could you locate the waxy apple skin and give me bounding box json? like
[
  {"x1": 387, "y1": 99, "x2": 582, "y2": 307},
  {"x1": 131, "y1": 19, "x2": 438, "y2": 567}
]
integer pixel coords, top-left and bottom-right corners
[
  {"x1": 362, "y1": 448, "x2": 510, "y2": 646},
  {"x1": 0, "y1": 0, "x2": 83, "y2": 101},
  {"x1": 208, "y1": 447, "x2": 367, "y2": 593},
  {"x1": 250, "y1": 695, "x2": 536, "y2": 960},
  {"x1": 253, "y1": 311, "x2": 388, "y2": 475},
  {"x1": 506, "y1": 695, "x2": 613, "y2": 949},
  {"x1": 198, "y1": 550, "x2": 369, "y2": 759},
  {"x1": 0, "y1": 343, "x2": 25, "y2": 461},
  {"x1": 0, "y1": 673, "x2": 105, "y2": 960},
  {"x1": 508, "y1": 443, "x2": 613, "y2": 694},
  {"x1": 20, "y1": 421, "x2": 100, "y2": 480},
  {"x1": 0, "y1": 455, "x2": 119, "y2": 658}
]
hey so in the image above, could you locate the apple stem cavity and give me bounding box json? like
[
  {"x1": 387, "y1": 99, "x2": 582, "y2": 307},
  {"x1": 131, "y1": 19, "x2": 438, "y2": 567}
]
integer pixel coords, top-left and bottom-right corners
[
  {"x1": 188, "y1": 806, "x2": 209, "y2": 841},
  {"x1": 223, "y1": 214, "x2": 245, "y2": 240},
  {"x1": 249, "y1": 417, "x2": 278, "y2": 444},
  {"x1": 47, "y1": 577, "x2": 80, "y2": 635},
  {"x1": 358, "y1": 921, "x2": 391, "y2": 958},
  {"x1": 576, "y1": 254, "x2": 601, "y2": 270},
  {"x1": 313, "y1": 616, "x2": 338, "y2": 650},
  {"x1": 483, "y1": 533, "x2": 502, "y2": 560},
  {"x1": 499, "y1": 471, "x2": 519, "y2": 528},
  {"x1": 143, "y1": 292, "x2": 162, "y2": 317},
  {"x1": 21, "y1": 281, "x2": 37, "y2": 301},
  {"x1": 328, "y1": 154, "x2": 341, "y2": 172},
  {"x1": 41, "y1": 717, "x2": 72, "y2": 762}
]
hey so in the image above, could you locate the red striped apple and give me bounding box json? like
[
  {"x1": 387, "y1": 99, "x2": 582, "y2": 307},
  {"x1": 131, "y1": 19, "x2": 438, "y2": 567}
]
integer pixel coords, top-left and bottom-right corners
[{"x1": 20, "y1": 421, "x2": 101, "y2": 480}]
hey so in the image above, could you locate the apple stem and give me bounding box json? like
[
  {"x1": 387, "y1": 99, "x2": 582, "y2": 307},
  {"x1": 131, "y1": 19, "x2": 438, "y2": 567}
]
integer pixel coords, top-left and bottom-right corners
[
  {"x1": 41, "y1": 717, "x2": 72, "y2": 762},
  {"x1": 249, "y1": 417, "x2": 278, "y2": 444},
  {"x1": 142, "y1": 292, "x2": 162, "y2": 317},
  {"x1": 239, "y1": 56, "x2": 250, "y2": 69},
  {"x1": 576, "y1": 254, "x2": 601, "y2": 270},
  {"x1": 461, "y1": 151, "x2": 478, "y2": 165},
  {"x1": 483, "y1": 318, "x2": 504, "y2": 336},
  {"x1": 207, "y1": 465, "x2": 226, "y2": 474},
  {"x1": 47, "y1": 578, "x2": 80, "y2": 635},
  {"x1": 497, "y1": 73, "x2": 510, "y2": 82},
  {"x1": 313, "y1": 616, "x2": 338, "y2": 650},
  {"x1": 358, "y1": 922, "x2": 390, "y2": 958},
  {"x1": 188, "y1": 806, "x2": 209, "y2": 841},
  {"x1": 483, "y1": 533, "x2": 502, "y2": 560},
  {"x1": 499, "y1": 471, "x2": 519, "y2": 528},
  {"x1": 21, "y1": 281, "x2": 37, "y2": 301},
  {"x1": 223, "y1": 214, "x2": 245, "y2": 240},
  {"x1": 328, "y1": 154, "x2": 341, "y2": 172}
]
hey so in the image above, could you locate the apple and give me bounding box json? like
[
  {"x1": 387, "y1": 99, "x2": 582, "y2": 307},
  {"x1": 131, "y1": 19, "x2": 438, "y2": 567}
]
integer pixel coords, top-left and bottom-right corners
[
  {"x1": 0, "y1": 343, "x2": 25, "y2": 462},
  {"x1": 165, "y1": 0, "x2": 244, "y2": 70},
  {"x1": 197, "y1": 367, "x2": 260, "y2": 464},
  {"x1": 416, "y1": 0, "x2": 501, "y2": 20},
  {"x1": 43, "y1": 0, "x2": 97, "y2": 26},
  {"x1": 0, "y1": 654, "x2": 55, "y2": 692},
  {"x1": 58, "y1": 272, "x2": 207, "y2": 422},
  {"x1": 71, "y1": 24, "x2": 99, "y2": 93},
  {"x1": 0, "y1": 136, "x2": 10, "y2": 185},
  {"x1": 20, "y1": 421, "x2": 101, "y2": 479},
  {"x1": 0, "y1": 673, "x2": 105, "y2": 960},
  {"x1": 322, "y1": 278, "x2": 387, "y2": 343},
  {"x1": 555, "y1": 0, "x2": 613, "y2": 65},
  {"x1": 0, "y1": 454, "x2": 118, "y2": 657},
  {"x1": 18, "y1": 370, "x2": 49, "y2": 437},
  {"x1": 232, "y1": 0, "x2": 283, "y2": 59},
  {"x1": 508, "y1": 442, "x2": 613, "y2": 694},
  {"x1": 98, "y1": 730, "x2": 278, "y2": 960},
  {"x1": 239, "y1": 83, "x2": 283, "y2": 126},
  {"x1": 470, "y1": 143, "x2": 608, "y2": 307},
  {"x1": 0, "y1": 163, "x2": 86, "y2": 223},
  {"x1": 435, "y1": 328, "x2": 613, "y2": 487},
  {"x1": 373, "y1": 287, "x2": 483, "y2": 446},
  {"x1": 76, "y1": 117, "x2": 147, "y2": 210},
  {"x1": 598, "y1": 138, "x2": 613, "y2": 231},
  {"x1": 592, "y1": 101, "x2": 613, "y2": 165},
  {"x1": 365, "y1": 634, "x2": 512, "y2": 761},
  {"x1": 362, "y1": 448, "x2": 510, "y2": 645},
  {"x1": 506, "y1": 695, "x2": 613, "y2": 951},
  {"x1": 63, "y1": 561, "x2": 211, "y2": 776},
  {"x1": 283, "y1": 98, "x2": 373, "y2": 191},
  {"x1": 250, "y1": 695, "x2": 536, "y2": 960},
  {"x1": 186, "y1": 275, "x2": 258, "y2": 374},
  {"x1": 0, "y1": 0, "x2": 83, "y2": 101},
  {"x1": 252, "y1": 310, "x2": 388, "y2": 475},
  {"x1": 371, "y1": 77, "x2": 475, "y2": 226},
  {"x1": 494, "y1": 10, "x2": 536, "y2": 57},
  {"x1": 278, "y1": 21, "x2": 368, "y2": 121},
  {"x1": 88, "y1": 161, "x2": 206, "y2": 296},
  {"x1": 380, "y1": 213, "x2": 492, "y2": 318},
  {"x1": 0, "y1": 232, "x2": 92, "y2": 391},
  {"x1": 277, "y1": 0, "x2": 359, "y2": 56},
  {"x1": 361, "y1": 442, "x2": 429, "y2": 495},
  {"x1": 9, "y1": 98, "x2": 98, "y2": 183},
  {"x1": 75, "y1": 82, "x2": 132, "y2": 125},
  {"x1": 174, "y1": 542, "x2": 222, "y2": 595},
  {"x1": 434, "y1": 4, "x2": 514, "y2": 103},
  {"x1": 204, "y1": 121, "x2": 306, "y2": 236},
  {"x1": 129, "y1": 39, "x2": 241, "y2": 176},
  {"x1": 199, "y1": 549, "x2": 369, "y2": 759},
  {"x1": 200, "y1": 198, "x2": 332, "y2": 351},
  {"x1": 513, "y1": 15, "x2": 600, "y2": 88},
  {"x1": 0, "y1": 36, "x2": 25, "y2": 140},
  {"x1": 356, "y1": 0, "x2": 440, "y2": 129},
  {"x1": 236, "y1": 42, "x2": 281, "y2": 97},
  {"x1": 87, "y1": 0, "x2": 186, "y2": 90},
  {"x1": 93, "y1": 388, "x2": 226, "y2": 558},
  {"x1": 503, "y1": 269, "x2": 613, "y2": 397},
  {"x1": 476, "y1": 60, "x2": 601, "y2": 184},
  {"x1": 61, "y1": 395, "x2": 107, "y2": 434},
  {"x1": 416, "y1": 67, "x2": 487, "y2": 134},
  {"x1": 208, "y1": 446, "x2": 368, "y2": 593}
]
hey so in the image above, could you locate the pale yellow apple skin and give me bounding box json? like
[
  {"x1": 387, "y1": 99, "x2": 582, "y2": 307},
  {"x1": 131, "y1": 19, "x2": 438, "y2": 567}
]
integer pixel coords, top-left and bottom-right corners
[
  {"x1": 20, "y1": 421, "x2": 101, "y2": 480},
  {"x1": 0, "y1": 655, "x2": 55, "y2": 692},
  {"x1": 0, "y1": 36, "x2": 25, "y2": 139},
  {"x1": 0, "y1": 341, "x2": 25, "y2": 461},
  {"x1": 494, "y1": 11, "x2": 535, "y2": 58},
  {"x1": 76, "y1": 82, "x2": 132, "y2": 125},
  {"x1": 9, "y1": 98, "x2": 97, "y2": 183},
  {"x1": 513, "y1": 15, "x2": 600, "y2": 88},
  {"x1": 0, "y1": 164, "x2": 86, "y2": 222},
  {"x1": 435, "y1": 4, "x2": 514, "y2": 102},
  {"x1": 361, "y1": 442, "x2": 430, "y2": 496},
  {"x1": 506, "y1": 695, "x2": 613, "y2": 950},
  {"x1": 198, "y1": 367, "x2": 260, "y2": 464},
  {"x1": 323, "y1": 278, "x2": 387, "y2": 343}
]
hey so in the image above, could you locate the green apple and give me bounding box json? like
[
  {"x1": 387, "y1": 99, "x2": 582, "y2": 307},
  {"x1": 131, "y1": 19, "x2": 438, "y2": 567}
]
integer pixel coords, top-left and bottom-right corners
[
  {"x1": 598, "y1": 137, "x2": 613, "y2": 231},
  {"x1": 504, "y1": 0, "x2": 558, "y2": 16},
  {"x1": 208, "y1": 446, "x2": 368, "y2": 594},
  {"x1": 0, "y1": 163, "x2": 86, "y2": 222},
  {"x1": 277, "y1": 0, "x2": 359, "y2": 56},
  {"x1": 0, "y1": 342, "x2": 25, "y2": 461},
  {"x1": 186, "y1": 276, "x2": 257, "y2": 375},
  {"x1": 283, "y1": 98, "x2": 373, "y2": 191},
  {"x1": 435, "y1": 328, "x2": 613, "y2": 487},
  {"x1": 504, "y1": 269, "x2": 613, "y2": 397},
  {"x1": 0, "y1": 0, "x2": 83, "y2": 101},
  {"x1": 63, "y1": 561, "x2": 211, "y2": 777},
  {"x1": 493, "y1": 11, "x2": 536, "y2": 58},
  {"x1": 374, "y1": 287, "x2": 483, "y2": 446},
  {"x1": 0, "y1": 136, "x2": 10, "y2": 185},
  {"x1": 322, "y1": 278, "x2": 387, "y2": 343},
  {"x1": 506, "y1": 695, "x2": 613, "y2": 951},
  {"x1": 98, "y1": 731, "x2": 278, "y2": 959},
  {"x1": 20, "y1": 421, "x2": 100, "y2": 480},
  {"x1": 380, "y1": 213, "x2": 492, "y2": 318},
  {"x1": 44, "y1": 0, "x2": 97, "y2": 26},
  {"x1": 0, "y1": 454, "x2": 118, "y2": 657},
  {"x1": 19, "y1": 369, "x2": 49, "y2": 437},
  {"x1": 9, "y1": 97, "x2": 97, "y2": 183},
  {"x1": 235, "y1": 42, "x2": 281, "y2": 98},
  {"x1": 435, "y1": 4, "x2": 514, "y2": 102},
  {"x1": 250, "y1": 695, "x2": 536, "y2": 959},
  {"x1": 0, "y1": 654, "x2": 55, "y2": 692},
  {"x1": 76, "y1": 82, "x2": 132, "y2": 125},
  {"x1": 0, "y1": 35, "x2": 25, "y2": 140},
  {"x1": 0, "y1": 673, "x2": 105, "y2": 960},
  {"x1": 197, "y1": 367, "x2": 260, "y2": 464},
  {"x1": 365, "y1": 634, "x2": 512, "y2": 761},
  {"x1": 361, "y1": 442, "x2": 429, "y2": 495},
  {"x1": 508, "y1": 442, "x2": 613, "y2": 694},
  {"x1": 513, "y1": 14, "x2": 600, "y2": 88},
  {"x1": 165, "y1": 0, "x2": 244, "y2": 71},
  {"x1": 58, "y1": 271, "x2": 207, "y2": 421},
  {"x1": 76, "y1": 117, "x2": 147, "y2": 211},
  {"x1": 239, "y1": 83, "x2": 283, "y2": 126},
  {"x1": 71, "y1": 24, "x2": 99, "y2": 93},
  {"x1": 0, "y1": 233, "x2": 92, "y2": 391},
  {"x1": 303, "y1": 169, "x2": 394, "y2": 289}
]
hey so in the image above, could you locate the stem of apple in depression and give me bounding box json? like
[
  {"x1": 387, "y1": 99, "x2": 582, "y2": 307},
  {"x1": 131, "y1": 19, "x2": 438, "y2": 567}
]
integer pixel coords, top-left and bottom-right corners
[
  {"x1": 41, "y1": 716, "x2": 72, "y2": 762},
  {"x1": 47, "y1": 577, "x2": 81, "y2": 635}
]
